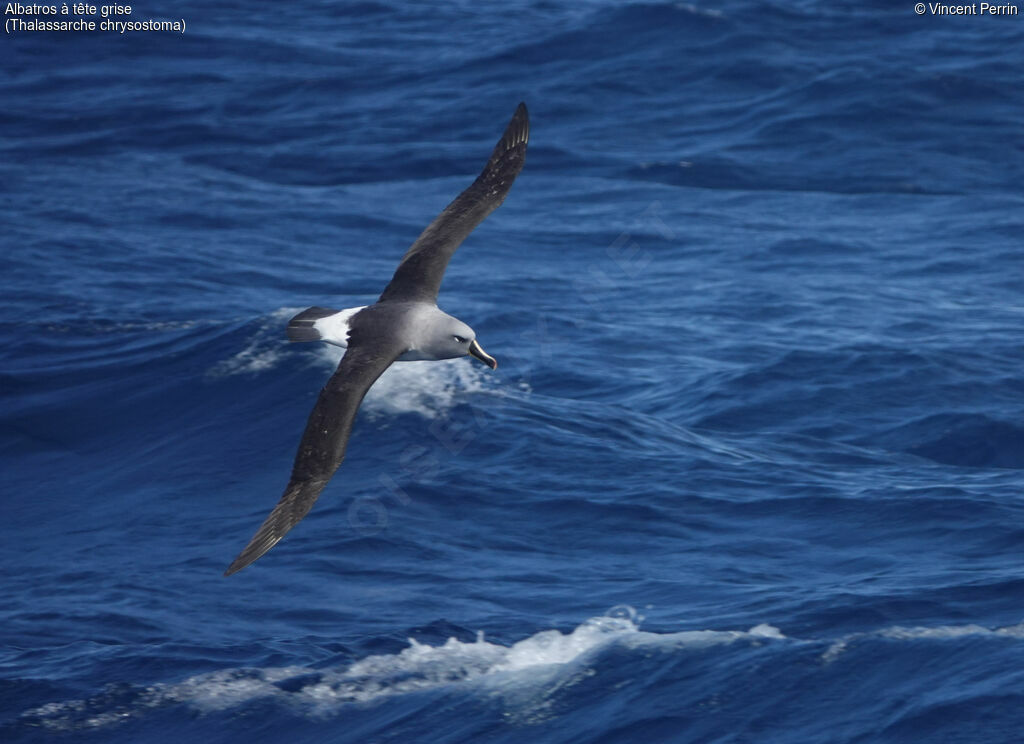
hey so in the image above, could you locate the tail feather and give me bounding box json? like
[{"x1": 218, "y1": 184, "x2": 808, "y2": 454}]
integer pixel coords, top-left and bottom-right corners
[{"x1": 287, "y1": 306, "x2": 338, "y2": 342}]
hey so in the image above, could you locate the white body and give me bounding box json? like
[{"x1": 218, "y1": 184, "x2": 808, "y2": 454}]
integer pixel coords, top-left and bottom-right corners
[
  {"x1": 313, "y1": 305, "x2": 455, "y2": 362},
  {"x1": 313, "y1": 306, "x2": 366, "y2": 348}
]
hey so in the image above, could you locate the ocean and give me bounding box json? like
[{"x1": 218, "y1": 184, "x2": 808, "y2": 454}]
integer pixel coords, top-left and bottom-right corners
[{"x1": 3, "y1": 1, "x2": 1024, "y2": 742}]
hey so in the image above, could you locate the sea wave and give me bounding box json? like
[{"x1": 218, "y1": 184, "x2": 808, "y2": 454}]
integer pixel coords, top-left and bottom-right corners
[
  {"x1": 19, "y1": 609, "x2": 1024, "y2": 736},
  {"x1": 17, "y1": 608, "x2": 782, "y2": 732}
]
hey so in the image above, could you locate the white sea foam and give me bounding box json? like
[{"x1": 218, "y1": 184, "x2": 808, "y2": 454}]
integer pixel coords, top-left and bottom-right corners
[
  {"x1": 20, "y1": 611, "x2": 781, "y2": 731},
  {"x1": 208, "y1": 341, "x2": 283, "y2": 376},
  {"x1": 316, "y1": 345, "x2": 493, "y2": 420},
  {"x1": 45, "y1": 616, "x2": 1024, "y2": 730},
  {"x1": 674, "y1": 2, "x2": 724, "y2": 19},
  {"x1": 821, "y1": 620, "x2": 1024, "y2": 663},
  {"x1": 207, "y1": 308, "x2": 297, "y2": 378}
]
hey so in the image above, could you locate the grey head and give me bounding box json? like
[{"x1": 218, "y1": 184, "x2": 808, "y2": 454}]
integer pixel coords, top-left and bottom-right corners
[{"x1": 402, "y1": 305, "x2": 497, "y2": 368}]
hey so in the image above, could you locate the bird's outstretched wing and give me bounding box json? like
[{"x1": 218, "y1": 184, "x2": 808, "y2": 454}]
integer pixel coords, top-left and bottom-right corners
[
  {"x1": 377, "y1": 102, "x2": 529, "y2": 304},
  {"x1": 225, "y1": 339, "x2": 402, "y2": 575}
]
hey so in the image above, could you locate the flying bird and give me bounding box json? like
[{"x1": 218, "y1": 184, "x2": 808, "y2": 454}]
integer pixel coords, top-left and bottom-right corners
[{"x1": 225, "y1": 103, "x2": 529, "y2": 575}]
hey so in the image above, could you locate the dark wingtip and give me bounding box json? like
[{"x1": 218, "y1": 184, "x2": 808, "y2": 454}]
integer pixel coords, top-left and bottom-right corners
[
  {"x1": 224, "y1": 552, "x2": 254, "y2": 577},
  {"x1": 500, "y1": 102, "x2": 529, "y2": 151},
  {"x1": 223, "y1": 532, "x2": 281, "y2": 577},
  {"x1": 223, "y1": 519, "x2": 282, "y2": 576},
  {"x1": 223, "y1": 552, "x2": 259, "y2": 577},
  {"x1": 223, "y1": 479, "x2": 325, "y2": 577}
]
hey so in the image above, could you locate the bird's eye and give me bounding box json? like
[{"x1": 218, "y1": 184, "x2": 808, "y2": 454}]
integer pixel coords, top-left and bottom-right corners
[{"x1": 453, "y1": 335, "x2": 467, "y2": 344}]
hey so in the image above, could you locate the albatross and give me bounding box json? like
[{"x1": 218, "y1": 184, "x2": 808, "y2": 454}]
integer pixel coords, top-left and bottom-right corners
[{"x1": 225, "y1": 102, "x2": 529, "y2": 576}]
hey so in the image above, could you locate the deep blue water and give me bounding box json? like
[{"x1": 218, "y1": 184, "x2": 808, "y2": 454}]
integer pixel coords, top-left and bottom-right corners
[{"x1": 3, "y1": 1, "x2": 1024, "y2": 741}]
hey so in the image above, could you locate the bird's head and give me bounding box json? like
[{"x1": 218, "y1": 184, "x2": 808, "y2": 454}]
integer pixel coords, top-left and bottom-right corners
[{"x1": 426, "y1": 314, "x2": 497, "y2": 369}]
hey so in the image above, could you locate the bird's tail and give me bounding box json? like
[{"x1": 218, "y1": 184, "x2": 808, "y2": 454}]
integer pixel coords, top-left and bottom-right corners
[{"x1": 286, "y1": 306, "x2": 338, "y2": 342}]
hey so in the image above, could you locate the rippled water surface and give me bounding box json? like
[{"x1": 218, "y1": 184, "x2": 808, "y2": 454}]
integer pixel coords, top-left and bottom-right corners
[{"x1": 3, "y1": 2, "x2": 1024, "y2": 742}]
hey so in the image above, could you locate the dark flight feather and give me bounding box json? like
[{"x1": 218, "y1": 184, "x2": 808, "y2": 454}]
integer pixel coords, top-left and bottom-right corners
[
  {"x1": 377, "y1": 102, "x2": 529, "y2": 304},
  {"x1": 224, "y1": 336, "x2": 402, "y2": 575}
]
